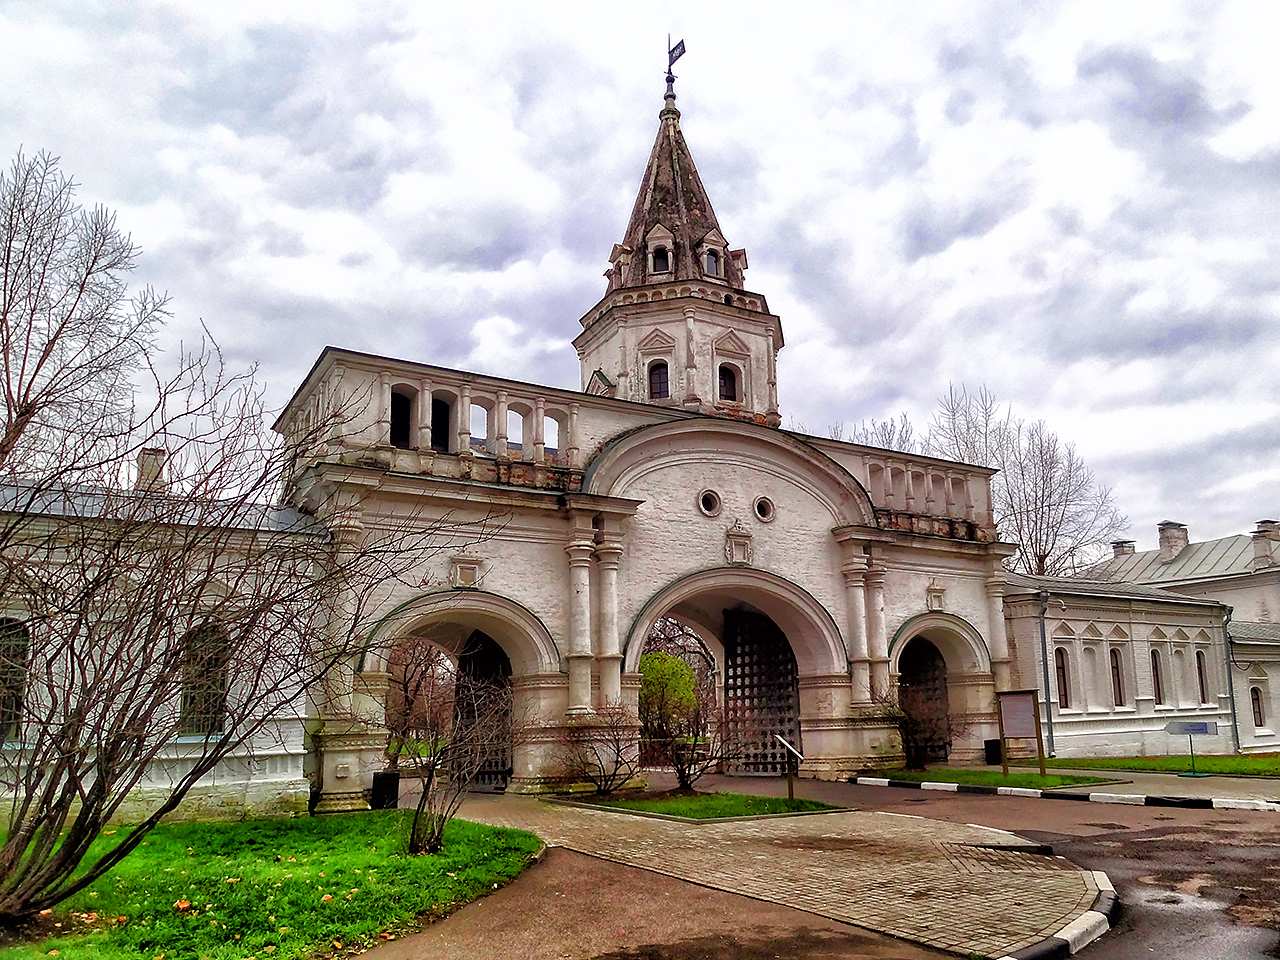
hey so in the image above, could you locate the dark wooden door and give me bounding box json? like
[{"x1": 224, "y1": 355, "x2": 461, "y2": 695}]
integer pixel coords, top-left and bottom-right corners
[{"x1": 723, "y1": 609, "x2": 801, "y2": 775}]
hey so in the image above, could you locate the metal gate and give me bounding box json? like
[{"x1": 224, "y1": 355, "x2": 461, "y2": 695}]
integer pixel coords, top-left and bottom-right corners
[
  {"x1": 456, "y1": 630, "x2": 513, "y2": 792},
  {"x1": 898, "y1": 636, "x2": 950, "y2": 763},
  {"x1": 723, "y1": 609, "x2": 801, "y2": 775}
]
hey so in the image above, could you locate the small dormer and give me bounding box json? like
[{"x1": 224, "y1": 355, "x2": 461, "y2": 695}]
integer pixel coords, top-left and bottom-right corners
[
  {"x1": 645, "y1": 224, "x2": 675, "y2": 278},
  {"x1": 606, "y1": 243, "x2": 634, "y2": 291},
  {"x1": 696, "y1": 229, "x2": 728, "y2": 282}
]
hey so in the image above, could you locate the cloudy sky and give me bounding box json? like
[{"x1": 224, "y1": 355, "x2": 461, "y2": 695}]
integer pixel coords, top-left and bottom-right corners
[{"x1": 3, "y1": 1, "x2": 1277, "y2": 547}]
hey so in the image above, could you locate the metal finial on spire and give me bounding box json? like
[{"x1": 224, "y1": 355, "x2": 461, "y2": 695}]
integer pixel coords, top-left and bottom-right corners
[{"x1": 666, "y1": 36, "x2": 685, "y2": 98}]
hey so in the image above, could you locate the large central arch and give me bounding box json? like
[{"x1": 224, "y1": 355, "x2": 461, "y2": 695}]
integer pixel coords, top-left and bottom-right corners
[{"x1": 623, "y1": 567, "x2": 847, "y2": 677}]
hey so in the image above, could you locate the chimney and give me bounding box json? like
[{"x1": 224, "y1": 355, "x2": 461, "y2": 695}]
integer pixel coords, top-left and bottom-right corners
[
  {"x1": 136, "y1": 448, "x2": 167, "y2": 492},
  {"x1": 1253, "y1": 519, "x2": 1279, "y2": 571},
  {"x1": 1111, "y1": 540, "x2": 1136, "y2": 558},
  {"x1": 1157, "y1": 521, "x2": 1189, "y2": 563}
]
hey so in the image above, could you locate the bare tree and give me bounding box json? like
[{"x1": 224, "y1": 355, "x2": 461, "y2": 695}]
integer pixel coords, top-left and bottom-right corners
[
  {"x1": 0, "y1": 149, "x2": 480, "y2": 925},
  {"x1": 554, "y1": 702, "x2": 641, "y2": 796},
  {"x1": 833, "y1": 384, "x2": 1127, "y2": 576},
  {"x1": 926, "y1": 385, "x2": 1126, "y2": 575},
  {"x1": 381, "y1": 637, "x2": 513, "y2": 854}
]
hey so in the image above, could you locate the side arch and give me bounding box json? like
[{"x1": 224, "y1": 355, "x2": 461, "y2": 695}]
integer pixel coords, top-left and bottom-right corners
[
  {"x1": 889, "y1": 612, "x2": 991, "y2": 674},
  {"x1": 360, "y1": 590, "x2": 562, "y2": 677},
  {"x1": 622, "y1": 566, "x2": 848, "y2": 676}
]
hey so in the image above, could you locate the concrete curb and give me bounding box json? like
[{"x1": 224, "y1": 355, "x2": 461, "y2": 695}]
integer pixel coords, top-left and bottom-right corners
[
  {"x1": 993, "y1": 871, "x2": 1118, "y2": 960},
  {"x1": 849, "y1": 776, "x2": 1280, "y2": 812}
]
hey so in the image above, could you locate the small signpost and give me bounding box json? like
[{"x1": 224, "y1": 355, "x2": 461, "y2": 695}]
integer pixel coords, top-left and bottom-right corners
[
  {"x1": 1164, "y1": 720, "x2": 1219, "y2": 777},
  {"x1": 774, "y1": 734, "x2": 804, "y2": 800},
  {"x1": 996, "y1": 689, "x2": 1047, "y2": 777}
]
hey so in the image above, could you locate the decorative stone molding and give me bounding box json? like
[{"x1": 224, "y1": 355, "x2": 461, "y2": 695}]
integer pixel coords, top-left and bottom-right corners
[
  {"x1": 724, "y1": 517, "x2": 753, "y2": 565},
  {"x1": 927, "y1": 579, "x2": 947, "y2": 611},
  {"x1": 449, "y1": 551, "x2": 486, "y2": 588}
]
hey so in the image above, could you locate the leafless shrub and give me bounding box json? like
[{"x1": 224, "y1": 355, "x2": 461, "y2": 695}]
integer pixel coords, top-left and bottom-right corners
[{"x1": 554, "y1": 702, "x2": 642, "y2": 796}]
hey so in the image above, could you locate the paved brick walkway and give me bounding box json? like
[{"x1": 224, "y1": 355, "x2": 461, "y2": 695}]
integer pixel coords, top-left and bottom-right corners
[{"x1": 460, "y1": 795, "x2": 1102, "y2": 958}]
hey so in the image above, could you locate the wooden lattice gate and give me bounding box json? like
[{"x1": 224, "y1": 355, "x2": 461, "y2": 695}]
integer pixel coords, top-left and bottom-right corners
[
  {"x1": 723, "y1": 609, "x2": 801, "y2": 775},
  {"x1": 456, "y1": 630, "x2": 513, "y2": 792}
]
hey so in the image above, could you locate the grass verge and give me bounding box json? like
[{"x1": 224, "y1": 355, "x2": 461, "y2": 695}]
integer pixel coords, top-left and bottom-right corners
[
  {"x1": 867, "y1": 768, "x2": 1110, "y2": 790},
  {"x1": 0, "y1": 811, "x2": 540, "y2": 960},
  {"x1": 1025, "y1": 752, "x2": 1280, "y2": 777},
  {"x1": 587, "y1": 791, "x2": 836, "y2": 819}
]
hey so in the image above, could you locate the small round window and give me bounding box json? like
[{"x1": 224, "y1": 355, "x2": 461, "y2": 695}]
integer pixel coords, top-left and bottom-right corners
[
  {"x1": 754, "y1": 496, "x2": 776, "y2": 522},
  {"x1": 698, "y1": 490, "x2": 722, "y2": 517}
]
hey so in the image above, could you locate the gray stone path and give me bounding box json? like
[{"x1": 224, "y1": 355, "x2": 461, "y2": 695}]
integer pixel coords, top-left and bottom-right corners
[{"x1": 460, "y1": 795, "x2": 1104, "y2": 958}]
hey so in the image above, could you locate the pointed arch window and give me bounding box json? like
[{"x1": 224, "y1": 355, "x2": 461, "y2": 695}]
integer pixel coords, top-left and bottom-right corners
[
  {"x1": 1252, "y1": 687, "x2": 1266, "y2": 728},
  {"x1": 1110, "y1": 649, "x2": 1125, "y2": 707},
  {"x1": 1196, "y1": 650, "x2": 1210, "y2": 704},
  {"x1": 1054, "y1": 647, "x2": 1070, "y2": 709},
  {"x1": 649, "y1": 361, "x2": 670, "y2": 400},
  {"x1": 718, "y1": 365, "x2": 737, "y2": 402},
  {"x1": 0, "y1": 618, "x2": 29, "y2": 743},
  {"x1": 179, "y1": 622, "x2": 232, "y2": 737},
  {"x1": 1151, "y1": 650, "x2": 1164, "y2": 705},
  {"x1": 651, "y1": 246, "x2": 670, "y2": 274}
]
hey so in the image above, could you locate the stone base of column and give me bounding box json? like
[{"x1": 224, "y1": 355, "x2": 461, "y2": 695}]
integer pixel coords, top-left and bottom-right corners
[
  {"x1": 597, "y1": 653, "x2": 623, "y2": 705},
  {"x1": 312, "y1": 791, "x2": 371, "y2": 814},
  {"x1": 869, "y1": 657, "x2": 892, "y2": 698},
  {"x1": 566, "y1": 654, "x2": 594, "y2": 714}
]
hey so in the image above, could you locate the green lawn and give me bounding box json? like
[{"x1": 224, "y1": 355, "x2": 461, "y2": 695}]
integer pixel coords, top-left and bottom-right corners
[
  {"x1": 867, "y1": 768, "x2": 1109, "y2": 790},
  {"x1": 1025, "y1": 752, "x2": 1280, "y2": 777},
  {"x1": 588, "y1": 792, "x2": 836, "y2": 819},
  {"x1": 0, "y1": 811, "x2": 540, "y2": 960}
]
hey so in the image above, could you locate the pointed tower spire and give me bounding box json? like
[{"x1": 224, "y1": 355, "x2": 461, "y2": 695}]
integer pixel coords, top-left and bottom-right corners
[
  {"x1": 610, "y1": 75, "x2": 746, "y2": 290},
  {"x1": 574, "y1": 75, "x2": 782, "y2": 427}
]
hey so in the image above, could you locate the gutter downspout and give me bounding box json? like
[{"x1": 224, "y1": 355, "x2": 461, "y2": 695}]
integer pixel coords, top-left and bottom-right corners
[
  {"x1": 1036, "y1": 590, "x2": 1057, "y2": 757},
  {"x1": 1222, "y1": 604, "x2": 1241, "y2": 754}
]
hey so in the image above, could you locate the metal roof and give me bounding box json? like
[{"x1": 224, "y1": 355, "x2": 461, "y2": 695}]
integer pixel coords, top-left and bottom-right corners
[
  {"x1": 1229, "y1": 620, "x2": 1280, "y2": 643},
  {"x1": 1003, "y1": 571, "x2": 1223, "y2": 605},
  {"x1": 1085, "y1": 534, "x2": 1255, "y2": 584}
]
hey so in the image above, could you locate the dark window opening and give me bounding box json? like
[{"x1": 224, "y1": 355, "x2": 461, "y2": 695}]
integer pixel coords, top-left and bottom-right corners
[
  {"x1": 1151, "y1": 650, "x2": 1164, "y2": 705},
  {"x1": 1110, "y1": 649, "x2": 1124, "y2": 706},
  {"x1": 1196, "y1": 650, "x2": 1210, "y2": 704},
  {"x1": 430, "y1": 398, "x2": 451, "y2": 452},
  {"x1": 1054, "y1": 647, "x2": 1070, "y2": 709},
  {"x1": 724, "y1": 294, "x2": 733, "y2": 305},
  {"x1": 649, "y1": 362, "x2": 669, "y2": 400},
  {"x1": 718, "y1": 365, "x2": 737, "y2": 402},
  {"x1": 390, "y1": 392, "x2": 412, "y2": 449},
  {"x1": 652, "y1": 247, "x2": 670, "y2": 273},
  {"x1": 0, "y1": 618, "x2": 29, "y2": 743},
  {"x1": 698, "y1": 490, "x2": 721, "y2": 516},
  {"x1": 179, "y1": 622, "x2": 232, "y2": 737},
  {"x1": 705, "y1": 250, "x2": 719, "y2": 275},
  {"x1": 1252, "y1": 686, "x2": 1265, "y2": 727}
]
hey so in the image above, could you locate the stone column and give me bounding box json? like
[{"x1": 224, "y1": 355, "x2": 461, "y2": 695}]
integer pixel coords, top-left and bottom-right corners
[
  {"x1": 457, "y1": 383, "x2": 473, "y2": 458},
  {"x1": 595, "y1": 536, "x2": 624, "y2": 706},
  {"x1": 865, "y1": 566, "x2": 889, "y2": 696},
  {"x1": 565, "y1": 512, "x2": 595, "y2": 715},
  {"x1": 985, "y1": 577, "x2": 1012, "y2": 690},
  {"x1": 567, "y1": 402, "x2": 582, "y2": 469},
  {"x1": 533, "y1": 398, "x2": 546, "y2": 463},
  {"x1": 417, "y1": 378, "x2": 433, "y2": 452},
  {"x1": 494, "y1": 391, "x2": 509, "y2": 459},
  {"x1": 379, "y1": 372, "x2": 391, "y2": 445},
  {"x1": 841, "y1": 555, "x2": 871, "y2": 703}
]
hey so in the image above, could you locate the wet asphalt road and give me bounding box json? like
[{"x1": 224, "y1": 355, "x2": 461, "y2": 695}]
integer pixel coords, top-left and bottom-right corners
[{"x1": 696, "y1": 775, "x2": 1280, "y2": 960}]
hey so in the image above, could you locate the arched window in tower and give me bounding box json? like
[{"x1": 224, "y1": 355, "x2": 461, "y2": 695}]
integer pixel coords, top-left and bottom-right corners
[
  {"x1": 718, "y1": 364, "x2": 737, "y2": 402},
  {"x1": 1054, "y1": 647, "x2": 1070, "y2": 709},
  {"x1": 648, "y1": 361, "x2": 669, "y2": 400},
  {"x1": 1252, "y1": 686, "x2": 1266, "y2": 728},
  {"x1": 652, "y1": 246, "x2": 670, "y2": 274},
  {"x1": 390, "y1": 390, "x2": 412, "y2": 449},
  {"x1": 1110, "y1": 648, "x2": 1125, "y2": 706},
  {"x1": 704, "y1": 250, "x2": 719, "y2": 276}
]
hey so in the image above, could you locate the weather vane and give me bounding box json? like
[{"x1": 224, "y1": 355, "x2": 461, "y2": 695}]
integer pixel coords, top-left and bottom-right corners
[{"x1": 667, "y1": 35, "x2": 685, "y2": 87}]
